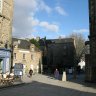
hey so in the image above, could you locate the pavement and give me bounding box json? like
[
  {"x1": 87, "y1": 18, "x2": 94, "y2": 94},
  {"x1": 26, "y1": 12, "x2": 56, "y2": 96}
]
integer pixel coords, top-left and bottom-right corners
[
  {"x1": 0, "y1": 74, "x2": 96, "y2": 96},
  {"x1": 32, "y1": 74, "x2": 96, "y2": 93},
  {"x1": 21, "y1": 74, "x2": 33, "y2": 83}
]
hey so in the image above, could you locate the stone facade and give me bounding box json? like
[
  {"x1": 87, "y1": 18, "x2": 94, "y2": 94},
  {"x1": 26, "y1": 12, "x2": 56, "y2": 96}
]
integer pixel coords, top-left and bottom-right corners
[
  {"x1": 39, "y1": 38, "x2": 75, "y2": 73},
  {"x1": 0, "y1": 0, "x2": 13, "y2": 79},
  {"x1": 85, "y1": 0, "x2": 96, "y2": 82},
  {"x1": 47, "y1": 38, "x2": 75, "y2": 73},
  {"x1": 0, "y1": 0, "x2": 13, "y2": 48},
  {"x1": 12, "y1": 38, "x2": 42, "y2": 74}
]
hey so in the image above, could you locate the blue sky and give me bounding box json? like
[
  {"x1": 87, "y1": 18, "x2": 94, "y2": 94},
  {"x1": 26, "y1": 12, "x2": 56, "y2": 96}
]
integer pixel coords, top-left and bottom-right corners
[{"x1": 13, "y1": 0, "x2": 89, "y2": 39}]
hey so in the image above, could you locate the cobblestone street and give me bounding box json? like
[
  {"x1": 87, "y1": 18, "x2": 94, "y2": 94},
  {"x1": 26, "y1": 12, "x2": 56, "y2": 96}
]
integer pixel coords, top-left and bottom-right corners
[{"x1": 0, "y1": 74, "x2": 96, "y2": 96}]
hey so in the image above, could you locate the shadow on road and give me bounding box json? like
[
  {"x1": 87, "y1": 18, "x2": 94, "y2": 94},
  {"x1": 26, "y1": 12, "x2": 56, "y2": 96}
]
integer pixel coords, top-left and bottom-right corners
[
  {"x1": 66, "y1": 74, "x2": 96, "y2": 89},
  {"x1": 43, "y1": 73, "x2": 96, "y2": 89},
  {"x1": 30, "y1": 81, "x2": 96, "y2": 96},
  {"x1": 0, "y1": 80, "x2": 96, "y2": 96}
]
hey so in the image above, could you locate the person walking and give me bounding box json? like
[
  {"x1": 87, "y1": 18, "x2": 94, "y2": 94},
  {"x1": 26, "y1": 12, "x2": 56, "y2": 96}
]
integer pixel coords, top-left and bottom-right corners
[
  {"x1": 29, "y1": 69, "x2": 33, "y2": 78},
  {"x1": 54, "y1": 68, "x2": 59, "y2": 80}
]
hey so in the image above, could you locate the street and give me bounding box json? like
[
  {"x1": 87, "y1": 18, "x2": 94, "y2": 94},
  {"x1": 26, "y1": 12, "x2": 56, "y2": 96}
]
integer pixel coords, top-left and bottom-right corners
[{"x1": 0, "y1": 74, "x2": 96, "y2": 96}]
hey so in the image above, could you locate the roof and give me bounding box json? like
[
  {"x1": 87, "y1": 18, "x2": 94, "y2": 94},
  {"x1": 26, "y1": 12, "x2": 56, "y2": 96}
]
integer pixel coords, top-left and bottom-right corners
[
  {"x1": 12, "y1": 38, "x2": 31, "y2": 49},
  {"x1": 47, "y1": 38, "x2": 74, "y2": 44},
  {"x1": 39, "y1": 38, "x2": 74, "y2": 46}
]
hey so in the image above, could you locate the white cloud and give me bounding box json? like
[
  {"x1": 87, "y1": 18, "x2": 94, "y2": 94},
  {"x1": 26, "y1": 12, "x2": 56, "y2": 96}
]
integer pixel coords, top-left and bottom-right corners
[
  {"x1": 40, "y1": 21, "x2": 59, "y2": 32},
  {"x1": 59, "y1": 35, "x2": 66, "y2": 38},
  {"x1": 27, "y1": 17, "x2": 59, "y2": 32},
  {"x1": 13, "y1": 0, "x2": 55, "y2": 38},
  {"x1": 55, "y1": 6, "x2": 67, "y2": 16},
  {"x1": 28, "y1": 17, "x2": 40, "y2": 26},
  {"x1": 14, "y1": 0, "x2": 52, "y2": 15},
  {"x1": 73, "y1": 29, "x2": 89, "y2": 33},
  {"x1": 39, "y1": 0, "x2": 52, "y2": 13}
]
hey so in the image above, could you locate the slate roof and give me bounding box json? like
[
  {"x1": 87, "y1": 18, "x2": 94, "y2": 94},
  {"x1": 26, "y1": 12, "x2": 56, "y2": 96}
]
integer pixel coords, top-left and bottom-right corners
[
  {"x1": 12, "y1": 38, "x2": 31, "y2": 50},
  {"x1": 47, "y1": 38, "x2": 74, "y2": 44},
  {"x1": 39, "y1": 38, "x2": 74, "y2": 46}
]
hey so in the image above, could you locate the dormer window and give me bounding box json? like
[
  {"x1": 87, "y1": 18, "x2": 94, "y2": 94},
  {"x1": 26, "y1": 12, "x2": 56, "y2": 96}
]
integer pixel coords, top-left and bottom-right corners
[
  {"x1": 32, "y1": 48, "x2": 34, "y2": 51},
  {"x1": 30, "y1": 44, "x2": 35, "y2": 52}
]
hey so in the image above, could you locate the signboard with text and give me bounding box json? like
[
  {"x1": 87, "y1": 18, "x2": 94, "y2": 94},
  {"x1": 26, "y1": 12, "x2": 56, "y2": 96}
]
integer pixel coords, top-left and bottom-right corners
[{"x1": 14, "y1": 63, "x2": 23, "y2": 76}]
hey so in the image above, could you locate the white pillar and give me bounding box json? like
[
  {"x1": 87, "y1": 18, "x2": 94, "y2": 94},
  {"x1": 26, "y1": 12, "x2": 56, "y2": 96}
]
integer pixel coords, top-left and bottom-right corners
[{"x1": 62, "y1": 71, "x2": 67, "y2": 81}]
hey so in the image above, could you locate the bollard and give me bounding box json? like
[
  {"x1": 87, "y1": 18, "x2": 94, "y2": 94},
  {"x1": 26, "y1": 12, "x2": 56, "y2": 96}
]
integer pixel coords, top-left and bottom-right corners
[{"x1": 62, "y1": 71, "x2": 67, "y2": 81}]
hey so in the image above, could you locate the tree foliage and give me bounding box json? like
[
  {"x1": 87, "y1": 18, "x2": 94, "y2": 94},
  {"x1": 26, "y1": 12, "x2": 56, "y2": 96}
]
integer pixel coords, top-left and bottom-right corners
[{"x1": 30, "y1": 38, "x2": 40, "y2": 48}]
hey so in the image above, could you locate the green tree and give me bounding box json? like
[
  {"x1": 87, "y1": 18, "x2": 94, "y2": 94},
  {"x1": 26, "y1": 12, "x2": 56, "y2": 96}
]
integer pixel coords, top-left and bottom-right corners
[{"x1": 30, "y1": 38, "x2": 40, "y2": 48}]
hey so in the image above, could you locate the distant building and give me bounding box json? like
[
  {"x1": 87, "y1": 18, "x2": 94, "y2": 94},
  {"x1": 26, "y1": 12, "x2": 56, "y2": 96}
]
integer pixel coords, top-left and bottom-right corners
[
  {"x1": 12, "y1": 38, "x2": 42, "y2": 74},
  {"x1": 39, "y1": 38, "x2": 76, "y2": 73},
  {"x1": 0, "y1": 0, "x2": 13, "y2": 78}
]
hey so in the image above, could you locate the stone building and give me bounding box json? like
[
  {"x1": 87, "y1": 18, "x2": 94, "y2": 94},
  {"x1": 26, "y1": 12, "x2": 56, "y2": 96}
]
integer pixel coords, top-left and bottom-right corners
[
  {"x1": 0, "y1": 0, "x2": 13, "y2": 48},
  {"x1": 0, "y1": 0, "x2": 13, "y2": 75},
  {"x1": 39, "y1": 38, "x2": 76, "y2": 73},
  {"x1": 85, "y1": 0, "x2": 96, "y2": 82},
  {"x1": 12, "y1": 38, "x2": 42, "y2": 74}
]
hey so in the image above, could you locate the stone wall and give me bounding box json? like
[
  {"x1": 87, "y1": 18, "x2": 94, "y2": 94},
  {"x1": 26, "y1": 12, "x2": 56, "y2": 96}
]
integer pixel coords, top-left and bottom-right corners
[
  {"x1": 0, "y1": 0, "x2": 13, "y2": 48},
  {"x1": 13, "y1": 46, "x2": 42, "y2": 74},
  {"x1": 47, "y1": 41, "x2": 75, "y2": 73},
  {"x1": 85, "y1": 0, "x2": 96, "y2": 82}
]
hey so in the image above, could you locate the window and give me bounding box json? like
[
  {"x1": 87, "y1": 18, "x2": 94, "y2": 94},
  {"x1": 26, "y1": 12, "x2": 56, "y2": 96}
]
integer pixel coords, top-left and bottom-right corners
[
  {"x1": 14, "y1": 53, "x2": 16, "y2": 59},
  {"x1": 23, "y1": 53, "x2": 25, "y2": 59},
  {"x1": 32, "y1": 47, "x2": 34, "y2": 52},
  {"x1": 31, "y1": 54, "x2": 33, "y2": 60}
]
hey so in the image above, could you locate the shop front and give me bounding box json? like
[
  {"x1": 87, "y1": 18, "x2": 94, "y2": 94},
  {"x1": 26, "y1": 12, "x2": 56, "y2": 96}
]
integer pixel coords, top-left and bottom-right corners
[{"x1": 0, "y1": 48, "x2": 11, "y2": 74}]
